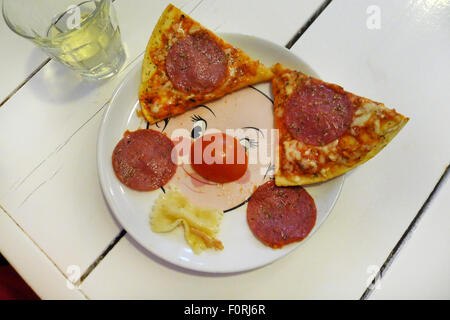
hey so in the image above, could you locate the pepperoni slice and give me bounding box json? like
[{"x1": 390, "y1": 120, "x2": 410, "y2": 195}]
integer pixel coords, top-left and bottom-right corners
[
  {"x1": 112, "y1": 129, "x2": 176, "y2": 191},
  {"x1": 247, "y1": 180, "x2": 316, "y2": 248},
  {"x1": 284, "y1": 78, "x2": 353, "y2": 146},
  {"x1": 165, "y1": 31, "x2": 227, "y2": 93}
]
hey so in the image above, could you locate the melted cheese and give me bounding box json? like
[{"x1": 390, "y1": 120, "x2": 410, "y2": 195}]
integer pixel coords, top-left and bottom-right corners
[
  {"x1": 283, "y1": 140, "x2": 302, "y2": 162},
  {"x1": 352, "y1": 102, "x2": 386, "y2": 127},
  {"x1": 150, "y1": 187, "x2": 224, "y2": 254}
]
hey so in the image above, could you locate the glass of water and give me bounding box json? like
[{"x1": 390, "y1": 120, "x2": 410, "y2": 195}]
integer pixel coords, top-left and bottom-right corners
[{"x1": 3, "y1": 0, "x2": 126, "y2": 80}]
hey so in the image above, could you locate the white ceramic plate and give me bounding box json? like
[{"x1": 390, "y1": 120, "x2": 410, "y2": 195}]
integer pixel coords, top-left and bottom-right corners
[{"x1": 97, "y1": 33, "x2": 344, "y2": 273}]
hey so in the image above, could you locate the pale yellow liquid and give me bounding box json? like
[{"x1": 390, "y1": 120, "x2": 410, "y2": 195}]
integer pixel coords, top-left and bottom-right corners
[{"x1": 34, "y1": 0, "x2": 125, "y2": 79}]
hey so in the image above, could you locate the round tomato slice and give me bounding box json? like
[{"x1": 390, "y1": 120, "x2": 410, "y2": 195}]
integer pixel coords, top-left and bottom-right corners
[{"x1": 190, "y1": 133, "x2": 248, "y2": 184}]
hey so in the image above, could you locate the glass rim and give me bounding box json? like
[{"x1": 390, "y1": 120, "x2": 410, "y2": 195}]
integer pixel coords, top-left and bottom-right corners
[
  {"x1": 2, "y1": 0, "x2": 108, "y2": 41},
  {"x1": 2, "y1": 2, "x2": 32, "y2": 40}
]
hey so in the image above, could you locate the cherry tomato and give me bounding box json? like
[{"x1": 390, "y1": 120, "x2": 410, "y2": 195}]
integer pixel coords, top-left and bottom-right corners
[{"x1": 191, "y1": 133, "x2": 248, "y2": 183}]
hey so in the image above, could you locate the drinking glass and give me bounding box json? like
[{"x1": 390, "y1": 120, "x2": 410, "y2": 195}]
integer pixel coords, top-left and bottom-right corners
[{"x1": 3, "y1": 0, "x2": 126, "y2": 80}]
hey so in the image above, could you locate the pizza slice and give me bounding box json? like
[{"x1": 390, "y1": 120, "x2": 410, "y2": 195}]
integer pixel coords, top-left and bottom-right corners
[
  {"x1": 139, "y1": 4, "x2": 274, "y2": 124},
  {"x1": 272, "y1": 63, "x2": 409, "y2": 186}
]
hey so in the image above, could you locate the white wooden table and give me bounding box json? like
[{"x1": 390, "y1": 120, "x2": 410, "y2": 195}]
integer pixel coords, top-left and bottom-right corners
[{"x1": 0, "y1": 0, "x2": 449, "y2": 300}]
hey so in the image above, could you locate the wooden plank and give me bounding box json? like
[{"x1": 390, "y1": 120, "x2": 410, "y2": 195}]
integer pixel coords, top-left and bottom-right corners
[{"x1": 0, "y1": 0, "x2": 326, "y2": 293}]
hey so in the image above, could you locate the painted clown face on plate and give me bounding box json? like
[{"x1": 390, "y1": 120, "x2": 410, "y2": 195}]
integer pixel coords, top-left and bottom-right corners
[{"x1": 148, "y1": 86, "x2": 277, "y2": 212}]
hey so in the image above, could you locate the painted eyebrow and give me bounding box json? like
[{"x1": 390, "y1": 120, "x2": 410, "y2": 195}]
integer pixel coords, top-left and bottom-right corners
[
  {"x1": 249, "y1": 85, "x2": 273, "y2": 103},
  {"x1": 195, "y1": 104, "x2": 216, "y2": 117},
  {"x1": 241, "y1": 126, "x2": 265, "y2": 138},
  {"x1": 147, "y1": 105, "x2": 213, "y2": 131},
  {"x1": 152, "y1": 118, "x2": 169, "y2": 132}
]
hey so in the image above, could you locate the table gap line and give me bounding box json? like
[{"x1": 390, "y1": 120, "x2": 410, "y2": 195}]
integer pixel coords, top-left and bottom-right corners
[
  {"x1": 0, "y1": 203, "x2": 90, "y2": 299},
  {"x1": 360, "y1": 164, "x2": 450, "y2": 300},
  {"x1": 0, "y1": 58, "x2": 51, "y2": 108},
  {"x1": 285, "y1": 0, "x2": 332, "y2": 49},
  {"x1": 78, "y1": 229, "x2": 127, "y2": 285}
]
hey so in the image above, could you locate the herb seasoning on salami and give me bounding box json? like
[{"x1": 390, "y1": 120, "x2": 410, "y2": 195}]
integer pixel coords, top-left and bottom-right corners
[
  {"x1": 247, "y1": 180, "x2": 317, "y2": 248},
  {"x1": 283, "y1": 78, "x2": 353, "y2": 146},
  {"x1": 166, "y1": 31, "x2": 228, "y2": 93},
  {"x1": 112, "y1": 129, "x2": 176, "y2": 191}
]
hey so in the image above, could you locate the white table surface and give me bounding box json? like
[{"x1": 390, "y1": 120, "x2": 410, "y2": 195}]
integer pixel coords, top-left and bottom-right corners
[
  {"x1": 371, "y1": 169, "x2": 449, "y2": 300},
  {"x1": 0, "y1": 0, "x2": 449, "y2": 299}
]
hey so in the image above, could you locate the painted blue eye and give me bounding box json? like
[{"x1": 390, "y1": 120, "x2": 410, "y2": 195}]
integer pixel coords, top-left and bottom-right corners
[
  {"x1": 191, "y1": 115, "x2": 207, "y2": 139},
  {"x1": 240, "y1": 137, "x2": 258, "y2": 151}
]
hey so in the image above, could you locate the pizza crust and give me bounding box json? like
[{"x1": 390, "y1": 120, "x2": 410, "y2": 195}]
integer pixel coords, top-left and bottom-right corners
[
  {"x1": 140, "y1": 4, "x2": 176, "y2": 85},
  {"x1": 139, "y1": 5, "x2": 179, "y2": 124}
]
